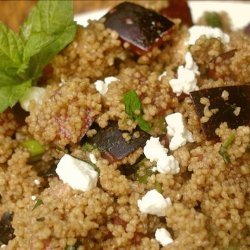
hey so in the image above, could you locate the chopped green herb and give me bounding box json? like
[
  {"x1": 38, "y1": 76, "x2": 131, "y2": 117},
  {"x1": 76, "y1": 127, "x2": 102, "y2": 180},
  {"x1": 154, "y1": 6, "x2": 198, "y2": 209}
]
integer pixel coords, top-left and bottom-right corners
[
  {"x1": 32, "y1": 198, "x2": 44, "y2": 210},
  {"x1": 137, "y1": 168, "x2": 153, "y2": 184},
  {"x1": 205, "y1": 12, "x2": 222, "y2": 28},
  {"x1": 21, "y1": 139, "x2": 45, "y2": 157},
  {"x1": 123, "y1": 90, "x2": 151, "y2": 132},
  {"x1": 82, "y1": 142, "x2": 95, "y2": 152},
  {"x1": 219, "y1": 133, "x2": 235, "y2": 164},
  {"x1": 155, "y1": 181, "x2": 163, "y2": 193},
  {"x1": 0, "y1": 0, "x2": 77, "y2": 113},
  {"x1": 136, "y1": 116, "x2": 151, "y2": 133}
]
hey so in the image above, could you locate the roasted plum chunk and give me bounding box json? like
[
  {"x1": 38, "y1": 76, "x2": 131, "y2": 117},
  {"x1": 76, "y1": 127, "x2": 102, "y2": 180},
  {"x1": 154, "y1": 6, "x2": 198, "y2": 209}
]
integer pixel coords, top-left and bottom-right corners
[
  {"x1": 88, "y1": 122, "x2": 150, "y2": 161},
  {"x1": 103, "y1": 2, "x2": 174, "y2": 54},
  {"x1": 0, "y1": 212, "x2": 15, "y2": 245},
  {"x1": 160, "y1": 0, "x2": 193, "y2": 26},
  {"x1": 190, "y1": 85, "x2": 250, "y2": 140}
]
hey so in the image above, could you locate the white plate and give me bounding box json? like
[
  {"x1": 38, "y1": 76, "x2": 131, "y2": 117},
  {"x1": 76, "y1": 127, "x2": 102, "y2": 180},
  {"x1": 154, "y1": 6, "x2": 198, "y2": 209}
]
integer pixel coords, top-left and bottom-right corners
[{"x1": 75, "y1": 1, "x2": 249, "y2": 29}]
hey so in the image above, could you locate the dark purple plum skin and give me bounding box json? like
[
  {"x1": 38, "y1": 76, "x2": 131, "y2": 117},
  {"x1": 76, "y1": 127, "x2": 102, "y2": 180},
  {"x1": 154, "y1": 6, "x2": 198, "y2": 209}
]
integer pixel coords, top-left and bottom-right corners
[
  {"x1": 0, "y1": 212, "x2": 15, "y2": 245},
  {"x1": 190, "y1": 85, "x2": 250, "y2": 140},
  {"x1": 103, "y1": 2, "x2": 174, "y2": 54},
  {"x1": 88, "y1": 122, "x2": 149, "y2": 161}
]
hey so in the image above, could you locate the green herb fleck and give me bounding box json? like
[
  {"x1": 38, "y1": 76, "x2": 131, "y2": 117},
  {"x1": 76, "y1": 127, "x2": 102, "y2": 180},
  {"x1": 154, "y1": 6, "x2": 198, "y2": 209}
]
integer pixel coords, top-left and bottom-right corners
[
  {"x1": 137, "y1": 169, "x2": 153, "y2": 184},
  {"x1": 219, "y1": 133, "x2": 235, "y2": 164},
  {"x1": 155, "y1": 181, "x2": 163, "y2": 193},
  {"x1": 82, "y1": 142, "x2": 95, "y2": 152},
  {"x1": 0, "y1": 0, "x2": 77, "y2": 113},
  {"x1": 21, "y1": 139, "x2": 45, "y2": 158},
  {"x1": 205, "y1": 12, "x2": 222, "y2": 28},
  {"x1": 123, "y1": 90, "x2": 151, "y2": 132},
  {"x1": 32, "y1": 198, "x2": 44, "y2": 210}
]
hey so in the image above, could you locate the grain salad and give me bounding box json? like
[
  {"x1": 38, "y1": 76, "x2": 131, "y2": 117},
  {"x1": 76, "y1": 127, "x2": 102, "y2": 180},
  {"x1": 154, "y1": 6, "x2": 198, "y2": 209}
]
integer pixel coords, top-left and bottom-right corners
[{"x1": 0, "y1": 0, "x2": 249, "y2": 249}]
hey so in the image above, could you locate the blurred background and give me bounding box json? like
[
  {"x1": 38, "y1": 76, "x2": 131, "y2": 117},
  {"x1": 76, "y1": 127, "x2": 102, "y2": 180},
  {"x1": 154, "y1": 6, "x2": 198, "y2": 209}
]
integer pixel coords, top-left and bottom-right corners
[
  {"x1": 0, "y1": 0, "x2": 128, "y2": 31},
  {"x1": 0, "y1": 0, "x2": 249, "y2": 31}
]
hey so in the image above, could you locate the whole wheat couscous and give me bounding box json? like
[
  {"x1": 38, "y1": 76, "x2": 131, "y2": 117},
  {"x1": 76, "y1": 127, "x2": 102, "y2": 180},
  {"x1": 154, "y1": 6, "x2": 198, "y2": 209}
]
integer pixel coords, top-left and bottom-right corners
[{"x1": 0, "y1": 1, "x2": 249, "y2": 249}]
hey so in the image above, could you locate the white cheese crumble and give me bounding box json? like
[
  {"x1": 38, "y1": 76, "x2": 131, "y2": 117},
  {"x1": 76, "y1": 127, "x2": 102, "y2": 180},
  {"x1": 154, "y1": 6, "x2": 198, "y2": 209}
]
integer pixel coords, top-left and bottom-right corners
[
  {"x1": 143, "y1": 137, "x2": 180, "y2": 174},
  {"x1": 165, "y1": 112, "x2": 194, "y2": 151},
  {"x1": 56, "y1": 154, "x2": 98, "y2": 192},
  {"x1": 185, "y1": 52, "x2": 200, "y2": 75},
  {"x1": 187, "y1": 25, "x2": 230, "y2": 45},
  {"x1": 19, "y1": 87, "x2": 45, "y2": 112},
  {"x1": 169, "y1": 52, "x2": 200, "y2": 96},
  {"x1": 94, "y1": 76, "x2": 119, "y2": 95},
  {"x1": 158, "y1": 71, "x2": 167, "y2": 81},
  {"x1": 155, "y1": 228, "x2": 173, "y2": 246},
  {"x1": 34, "y1": 179, "x2": 40, "y2": 185},
  {"x1": 31, "y1": 195, "x2": 37, "y2": 201},
  {"x1": 89, "y1": 153, "x2": 97, "y2": 164},
  {"x1": 137, "y1": 189, "x2": 172, "y2": 217}
]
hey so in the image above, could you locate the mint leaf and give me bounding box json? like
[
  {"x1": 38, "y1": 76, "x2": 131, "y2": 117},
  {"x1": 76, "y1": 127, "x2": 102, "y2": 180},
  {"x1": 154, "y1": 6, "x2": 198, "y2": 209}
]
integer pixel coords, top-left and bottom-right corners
[
  {"x1": 32, "y1": 198, "x2": 44, "y2": 210},
  {"x1": 124, "y1": 90, "x2": 151, "y2": 132},
  {"x1": 0, "y1": 80, "x2": 31, "y2": 113},
  {"x1": 0, "y1": 0, "x2": 77, "y2": 113},
  {"x1": 136, "y1": 116, "x2": 151, "y2": 132},
  {"x1": 21, "y1": 0, "x2": 77, "y2": 78},
  {"x1": 24, "y1": 24, "x2": 76, "y2": 79},
  {"x1": 219, "y1": 133, "x2": 235, "y2": 164},
  {"x1": 124, "y1": 90, "x2": 142, "y2": 117},
  {"x1": 0, "y1": 23, "x2": 24, "y2": 75}
]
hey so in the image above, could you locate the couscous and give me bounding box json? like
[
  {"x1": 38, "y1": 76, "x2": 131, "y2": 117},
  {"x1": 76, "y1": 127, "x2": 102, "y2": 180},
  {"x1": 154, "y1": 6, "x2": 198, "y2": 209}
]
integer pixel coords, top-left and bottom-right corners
[{"x1": 0, "y1": 1, "x2": 249, "y2": 249}]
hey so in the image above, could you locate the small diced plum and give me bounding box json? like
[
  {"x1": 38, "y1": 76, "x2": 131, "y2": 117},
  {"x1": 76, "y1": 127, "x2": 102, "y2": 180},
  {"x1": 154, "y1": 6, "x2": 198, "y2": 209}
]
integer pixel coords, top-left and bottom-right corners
[
  {"x1": 190, "y1": 85, "x2": 250, "y2": 140},
  {"x1": 104, "y1": 2, "x2": 174, "y2": 54},
  {"x1": 88, "y1": 122, "x2": 149, "y2": 161},
  {"x1": 160, "y1": 0, "x2": 193, "y2": 26}
]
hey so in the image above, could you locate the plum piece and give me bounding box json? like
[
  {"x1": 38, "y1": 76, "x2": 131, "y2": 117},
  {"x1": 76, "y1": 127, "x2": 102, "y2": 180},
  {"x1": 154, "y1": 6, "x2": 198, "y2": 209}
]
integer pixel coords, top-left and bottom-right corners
[
  {"x1": 88, "y1": 122, "x2": 149, "y2": 161},
  {"x1": 160, "y1": 0, "x2": 193, "y2": 26},
  {"x1": 0, "y1": 212, "x2": 15, "y2": 245},
  {"x1": 190, "y1": 85, "x2": 250, "y2": 140},
  {"x1": 103, "y1": 2, "x2": 174, "y2": 54}
]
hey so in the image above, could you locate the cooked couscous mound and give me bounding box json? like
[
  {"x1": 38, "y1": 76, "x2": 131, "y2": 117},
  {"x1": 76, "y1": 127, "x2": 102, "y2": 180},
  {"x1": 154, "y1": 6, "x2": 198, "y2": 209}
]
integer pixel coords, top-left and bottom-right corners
[{"x1": 0, "y1": 1, "x2": 249, "y2": 250}]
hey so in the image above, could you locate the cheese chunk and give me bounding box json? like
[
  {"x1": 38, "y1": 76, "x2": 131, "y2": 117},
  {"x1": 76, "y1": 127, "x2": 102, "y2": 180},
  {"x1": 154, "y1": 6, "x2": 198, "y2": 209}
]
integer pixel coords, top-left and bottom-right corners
[
  {"x1": 165, "y1": 112, "x2": 194, "y2": 151},
  {"x1": 155, "y1": 228, "x2": 173, "y2": 246},
  {"x1": 143, "y1": 137, "x2": 179, "y2": 174},
  {"x1": 137, "y1": 189, "x2": 172, "y2": 217},
  {"x1": 56, "y1": 154, "x2": 98, "y2": 192}
]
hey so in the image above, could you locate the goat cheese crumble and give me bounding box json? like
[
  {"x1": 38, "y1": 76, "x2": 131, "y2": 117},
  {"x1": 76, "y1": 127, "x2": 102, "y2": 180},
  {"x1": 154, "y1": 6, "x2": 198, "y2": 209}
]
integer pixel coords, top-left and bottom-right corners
[
  {"x1": 158, "y1": 71, "x2": 167, "y2": 81},
  {"x1": 187, "y1": 25, "x2": 230, "y2": 45},
  {"x1": 169, "y1": 52, "x2": 200, "y2": 96},
  {"x1": 94, "y1": 76, "x2": 119, "y2": 95},
  {"x1": 137, "y1": 189, "x2": 172, "y2": 217},
  {"x1": 20, "y1": 87, "x2": 46, "y2": 112},
  {"x1": 143, "y1": 137, "x2": 180, "y2": 174},
  {"x1": 155, "y1": 228, "x2": 174, "y2": 246},
  {"x1": 89, "y1": 153, "x2": 97, "y2": 164},
  {"x1": 165, "y1": 112, "x2": 194, "y2": 151},
  {"x1": 56, "y1": 154, "x2": 98, "y2": 192}
]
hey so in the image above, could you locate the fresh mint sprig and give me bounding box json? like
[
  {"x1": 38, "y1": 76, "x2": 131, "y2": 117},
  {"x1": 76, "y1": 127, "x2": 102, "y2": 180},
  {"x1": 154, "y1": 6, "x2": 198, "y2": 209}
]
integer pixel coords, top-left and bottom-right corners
[
  {"x1": 123, "y1": 90, "x2": 151, "y2": 132},
  {"x1": 0, "y1": 0, "x2": 77, "y2": 113}
]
